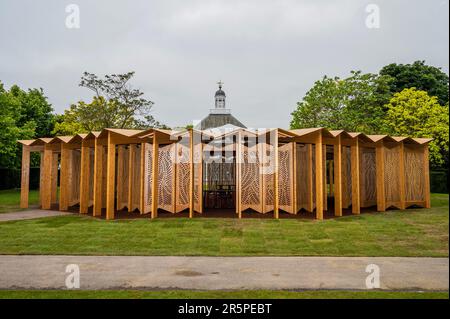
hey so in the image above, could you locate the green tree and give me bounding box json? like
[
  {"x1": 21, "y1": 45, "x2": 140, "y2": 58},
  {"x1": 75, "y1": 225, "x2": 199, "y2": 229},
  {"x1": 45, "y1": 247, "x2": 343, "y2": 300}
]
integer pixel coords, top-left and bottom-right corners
[
  {"x1": 290, "y1": 71, "x2": 392, "y2": 133},
  {"x1": 0, "y1": 82, "x2": 53, "y2": 168},
  {"x1": 383, "y1": 88, "x2": 449, "y2": 168},
  {"x1": 54, "y1": 72, "x2": 165, "y2": 135},
  {"x1": 380, "y1": 61, "x2": 449, "y2": 105}
]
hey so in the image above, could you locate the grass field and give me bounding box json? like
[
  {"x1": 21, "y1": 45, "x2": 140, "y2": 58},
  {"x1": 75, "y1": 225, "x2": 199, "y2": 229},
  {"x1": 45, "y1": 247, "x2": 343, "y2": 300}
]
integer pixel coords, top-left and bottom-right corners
[
  {"x1": 0, "y1": 189, "x2": 39, "y2": 213},
  {"x1": 0, "y1": 191, "x2": 447, "y2": 257},
  {"x1": 0, "y1": 290, "x2": 447, "y2": 299}
]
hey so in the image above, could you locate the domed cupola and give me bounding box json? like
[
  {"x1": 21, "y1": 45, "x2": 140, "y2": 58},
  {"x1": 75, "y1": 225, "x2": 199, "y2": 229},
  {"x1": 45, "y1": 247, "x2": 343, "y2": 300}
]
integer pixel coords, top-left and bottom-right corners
[{"x1": 215, "y1": 81, "x2": 226, "y2": 109}]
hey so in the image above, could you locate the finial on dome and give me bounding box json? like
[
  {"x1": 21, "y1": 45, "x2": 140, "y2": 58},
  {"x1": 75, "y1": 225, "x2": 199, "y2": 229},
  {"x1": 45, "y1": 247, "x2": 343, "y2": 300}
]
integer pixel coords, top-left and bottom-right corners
[{"x1": 217, "y1": 80, "x2": 224, "y2": 89}]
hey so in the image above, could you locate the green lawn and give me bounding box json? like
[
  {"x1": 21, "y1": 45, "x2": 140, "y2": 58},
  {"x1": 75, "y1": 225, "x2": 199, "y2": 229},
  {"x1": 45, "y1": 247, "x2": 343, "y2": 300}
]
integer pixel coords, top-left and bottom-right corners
[
  {"x1": 0, "y1": 290, "x2": 447, "y2": 299},
  {"x1": 0, "y1": 189, "x2": 39, "y2": 213},
  {"x1": 0, "y1": 192, "x2": 447, "y2": 257}
]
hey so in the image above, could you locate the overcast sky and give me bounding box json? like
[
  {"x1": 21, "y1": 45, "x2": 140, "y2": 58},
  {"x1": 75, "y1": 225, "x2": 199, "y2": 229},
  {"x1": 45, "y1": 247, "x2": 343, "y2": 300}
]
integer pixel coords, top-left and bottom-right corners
[{"x1": 0, "y1": 0, "x2": 448, "y2": 129}]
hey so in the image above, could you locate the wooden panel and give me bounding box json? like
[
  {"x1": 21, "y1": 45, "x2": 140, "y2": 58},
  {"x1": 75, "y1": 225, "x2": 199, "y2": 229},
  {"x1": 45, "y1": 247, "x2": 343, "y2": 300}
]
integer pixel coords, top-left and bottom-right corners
[
  {"x1": 423, "y1": 145, "x2": 431, "y2": 208},
  {"x1": 273, "y1": 131, "x2": 279, "y2": 219},
  {"x1": 193, "y1": 139, "x2": 203, "y2": 213},
  {"x1": 69, "y1": 149, "x2": 81, "y2": 207},
  {"x1": 116, "y1": 145, "x2": 129, "y2": 211},
  {"x1": 59, "y1": 144, "x2": 70, "y2": 211},
  {"x1": 351, "y1": 141, "x2": 360, "y2": 214},
  {"x1": 278, "y1": 143, "x2": 294, "y2": 214},
  {"x1": 384, "y1": 144, "x2": 401, "y2": 209},
  {"x1": 79, "y1": 143, "x2": 90, "y2": 214},
  {"x1": 342, "y1": 146, "x2": 352, "y2": 209},
  {"x1": 40, "y1": 146, "x2": 53, "y2": 210},
  {"x1": 158, "y1": 144, "x2": 176, "y2": 213},
  {"x1": 261, "y1": 143, "x2": 275, "y2": 214},
  {"x1": 375, "y1": 142, "x2": 386, "y2": 212},
  {"x1": 241, "y1": 144, "x2": 261, "y2": 212},
  {"x1": 151, "y1": 138, "x2": 159, "y2": 218},
  {"x1": 334, "y1": 136, "x2": 342, "y2": 217},
  {"x1": 296, "y1": 144, "x2": 313, "y2": 212},
  {"x1": 359, "y1": 147, "x2": 376, "y2": 208},
  {"x1": 175, "y1": 142, "x2": 190, "y2": 213},
  {"x1": 20, "y1": 145, "x2": 30, "y2": 209},
  {"x1": 315, "y1": 134, "x2": 323, "y2": 219},
  {"x1": 106, "y1": 134, "x2": 116, "y2": 220},
  {"x1": 142, "y1": 143, "x2": 152, "y2": 214},
  {"x1": 132, "y1": 144, "x2": 142, "y2": 211},
  {"x1": 404, "y1": 144, "x2": 425, "y2": 204},
  {"x1": 51, "y1": 153, "x2": 59, "y2": 204},
  {"x1": 93, "y1": 139, "x2": 104, "y2": 216}
]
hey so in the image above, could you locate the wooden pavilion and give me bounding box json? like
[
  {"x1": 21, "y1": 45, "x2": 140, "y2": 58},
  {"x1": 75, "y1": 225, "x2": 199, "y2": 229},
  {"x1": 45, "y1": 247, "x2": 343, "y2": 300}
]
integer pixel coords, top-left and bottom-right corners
[{"x1": 18, "y1": 126, "x2": 431, "y2": 220}]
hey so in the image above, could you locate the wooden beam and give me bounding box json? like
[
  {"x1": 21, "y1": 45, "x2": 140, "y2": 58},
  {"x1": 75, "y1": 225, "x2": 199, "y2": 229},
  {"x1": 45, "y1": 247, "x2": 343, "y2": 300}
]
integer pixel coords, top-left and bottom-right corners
[
  {"x1": 106, "y1": 132, "x2": 116, "y2": 220},
  {"x1": 375, "y1": 141, "x2": 386, "y2": 212},
  {"x1": 79, "y1": 141, "x2": 90, "y2": 214},
  {"x1": 20, "y1": 145, "x2": 30, "y2": 209},
  {"x1": 398, "y1": 142, "x2": 406, "y2": 210},
  {"x1": 151, "y1": 134, "x2": 159, "y2": 218},
  {"x1": 59, "y1": 143, "x2": 70, "y2": 211},
  {"x1": 351, "y1": 139, "x2": 360, "y2": 214},
  {"x1": 93, "y1": 138, "x2": 104, "y2": 216},
  {"x1": 273, "y1": 130, "x2": 279, "y2": 219},
  {"x1": 334, "y1": 136, "x2": 342, "y2": 217},
  {"x1": 306, "y1": 144, "x2": 314, "y2": 212},
  {"x1": 40, "y1": 145, "x2": 53, "y2": 210},
  {"x1": 423, "y1": 144, "x2": 431, "y2": 208},
  {"x1": 315, "y1": 132, "x2": 324, "y2": 220}
]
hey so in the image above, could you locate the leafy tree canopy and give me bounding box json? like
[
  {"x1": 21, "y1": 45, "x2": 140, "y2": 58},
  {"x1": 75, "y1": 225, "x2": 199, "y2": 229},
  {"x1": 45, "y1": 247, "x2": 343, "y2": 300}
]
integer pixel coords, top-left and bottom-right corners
[
  {"x1": 384, "y1": 88, "x2": 449, "y2": 168},
  {"x1": 53, "y1": 72, "x2": 166, "y2": 135},
  {"x1": 380, "y1": 60, "x2": 449, "y2": 105},
  {"x1": 0, "y1": 82, "x2": 55, "y2": 168},
  {"x1": 290, "y1": 71, "x2": 392, "y2": 134}
]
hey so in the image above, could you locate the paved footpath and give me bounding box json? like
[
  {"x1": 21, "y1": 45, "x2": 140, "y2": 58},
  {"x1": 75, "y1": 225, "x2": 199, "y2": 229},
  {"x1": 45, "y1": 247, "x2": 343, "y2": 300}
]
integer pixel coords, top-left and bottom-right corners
[
  {"x1": 0, "y1": 256, "x2": 447, "y2": 291},
  {"x1": 0, "y1": 210, "x2": 71, "y2": 222}
]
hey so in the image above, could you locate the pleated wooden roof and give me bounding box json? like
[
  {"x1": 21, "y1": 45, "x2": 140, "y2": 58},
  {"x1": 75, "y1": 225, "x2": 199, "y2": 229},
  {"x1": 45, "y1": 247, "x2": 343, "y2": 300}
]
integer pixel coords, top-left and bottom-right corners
[{"x1": 17, "y1": 127, "x2": 432, "y2": 145}]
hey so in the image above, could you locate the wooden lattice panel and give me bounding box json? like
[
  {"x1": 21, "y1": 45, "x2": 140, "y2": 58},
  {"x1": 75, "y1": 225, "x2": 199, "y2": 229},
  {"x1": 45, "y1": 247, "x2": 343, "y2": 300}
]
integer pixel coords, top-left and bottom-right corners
[
  {"x1": 384, "y1": 144, "x2": 401, "y2": 208},
  {"x1": 88, "y1": 148, "x2": 95, "y2": 206},
  {"x1": 193, "y1": 142, "x2": 202, "y2": 213},
  {"x1": 342, "y1": 146, "x2": 352, "y2": 209},
  {"x1": 240, "y1": 145, "x2": 261, "y2": 212},
  {"x1": 261, "y1": 143, "x2": 275, "y2": 213},
  {"x1": 130, "y1": 144, "x2": 141, "y2": 211},
  {"x1": 295, "y1": 144, "x2": 312, "y2": 212},
  {"x1": 175, "y1": 143, "x2": 190, "y2": 213},
  {"x1": 359, "y1": 147, "x2": 376, "y2": 207},
  {"x1": 158, "y1": 144, "x2": 175, "y2": 213},
  {"x1": 142, "y1": 143, "x2": 153, "y2": 214},
  {"x1": 278, "y1": 143, "x2": 294, "y2": 214},
  {"x1": 404, "y1": 145, "x2": 425, "y2": 202},
  {"x1": 116, "y1": 145, "x2": 129, "y2": 210},
  {"x1": 101, "y1": 146, "x2": 107, "y2": 209},
  {"x1": 69, "y1": 149, "x2": 81, "y2": 207}
]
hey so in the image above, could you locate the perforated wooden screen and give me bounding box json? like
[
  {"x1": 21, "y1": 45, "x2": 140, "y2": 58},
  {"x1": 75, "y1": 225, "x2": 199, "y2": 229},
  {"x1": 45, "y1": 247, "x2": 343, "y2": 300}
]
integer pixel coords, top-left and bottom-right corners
[
  {"x1": 359, "y1": 147, "x2": 376, "y2": 207},
  {"x1": 404, "y1": 145, "x2": 425, "y2": 202}
]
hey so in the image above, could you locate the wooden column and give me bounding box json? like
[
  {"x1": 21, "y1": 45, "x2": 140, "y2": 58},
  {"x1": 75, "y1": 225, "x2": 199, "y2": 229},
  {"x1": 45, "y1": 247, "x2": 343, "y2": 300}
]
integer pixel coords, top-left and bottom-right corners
[
  {"x1": 351, "y1": 139, "x2": 360, "y2": 214},
  {"x1": 40, "y1": 146, "x2": 53, "y2": 210},
  {"x1": 398, "y1": 143, "x2": 406, "y2": 210},
  {"x1": 106, "y1": 133, "x2": 116, "y2": 220},
  {"x1": 79, "y1": 140, "x2": 90, "y2": 214},
  {"x1": 292, "y1": 142, "x2": 297, "y2": 214},
  {"x1": 20, "y1": 145, "x2": 31, "y2": 209},
  {"x1": 375, "y1": 141, "x2": 386, "y2": 212},
  {"x1": 273, "y1": 130, "x2": 279, "y2": 219},
  {"x1": 315, "y1": 132, "x2": 324, "y2": 220},
  {"x1": 93, "y1": 138, "x2": 104, "y2": 216},
  {"x1": 306, "y1": 144, "x2": 314, "y2": 212},
  {"x1": 189, "y1": 130, "x2": 194, "y2": 218},
  {"x1": 423, "y1": 144, "x2": 431, "y2": 208},
  {"x1": 39, "y1": 151, "x2": 44, "y2": 206},
  {"x1": 151, "y1": 134, "x2": 159, "y2": 218},
  {"x1": 236, "y1": 131, "x2": 243, "y2": 218},
  {"x1": 334, "y1": 136, "x2": 342, "y2": 217},
  {"x1": 59, "y1": 143, "x2": 70, "y2": 211}
]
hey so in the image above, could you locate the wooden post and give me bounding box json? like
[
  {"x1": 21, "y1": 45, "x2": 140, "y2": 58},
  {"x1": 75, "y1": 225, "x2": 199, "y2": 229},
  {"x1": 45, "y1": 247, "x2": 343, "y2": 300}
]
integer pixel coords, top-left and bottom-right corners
[
  {"x1": 189, "y1": 129, "x2": 194, "y2": 218},
  {"x1": 292, "y1": 142, "x2": 297, "y2": 214},
  {"x1": 59, "y1": 143, "x2": 70, "y2": 211},
  {"x1": 106, "y1": 133, "x2": 116, "y2": 220},
  {"x1": 139, "y1": 143, "x2": 146, "y2": 214},
  {"x1": 423, "y1": 144, "x2": 431, "y2": 208},
  {"x1": 236, "y1": 130, "x2": 243, "y2": 218},
  {"x1": 334, "y1": 136, "x2": 342, "y2": 217},
  {"x1": 351, "y1": 138, "x2": 360, "y2": 214},
  {"x1": 375, "y1": 141, "x2": 386, "y2": 212},
  {"x1": 315, "y1": 132, "x2": 324, "y2": 220},
  {"x1": 93, "y1": 138, "x2": 104, "y2": 216},
  {"x1": 39, "y1": 151, "x2": 44, "y2": 206},
  {"x1": 398, "y1": 142, "x2": 406, "y2": 210},
  {"x1": 79, "y1": 140, "x2": 90, "y2": 214},
  {"x1": 273, "y1": 130, "x2": 279, "y2": 219},
  {"x1": 20, "y1": 145, "x2": 31, "y2": 209},
  {"x1": 40, "y1": 145, "x2": 53, "y2": 210},
  {"x1": 306, "y1": 144, "x2": 314, "y2": 212},
  {"x1": 151, "y1": 134, "x2": 159, "y2": 218}
]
